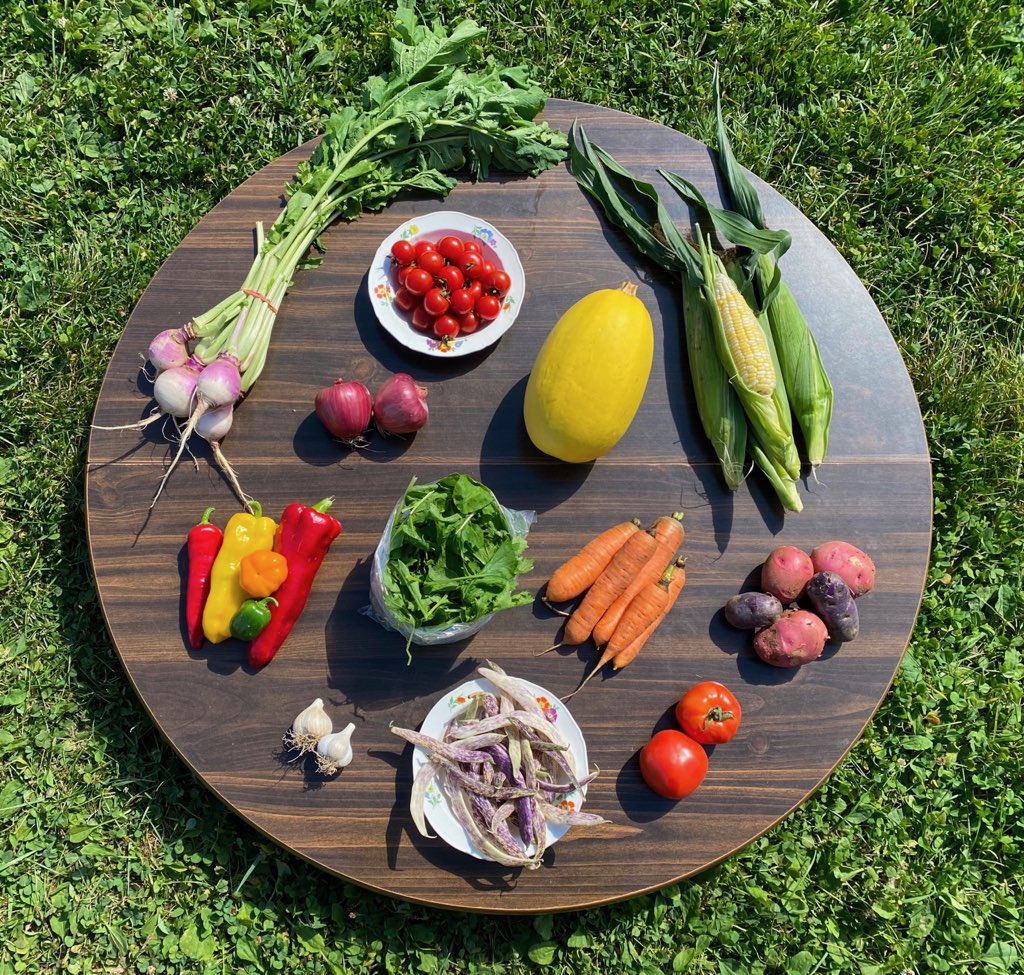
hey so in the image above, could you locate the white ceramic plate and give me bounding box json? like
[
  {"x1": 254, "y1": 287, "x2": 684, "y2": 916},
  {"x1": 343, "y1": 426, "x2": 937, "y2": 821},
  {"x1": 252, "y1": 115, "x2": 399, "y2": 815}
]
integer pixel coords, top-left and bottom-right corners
[
  {"x1": 410, "y1": 677, "x2": 589, "y2": 861},
  {"x1": 368, "y1": 211, "x2": 525, "y2": 358}
]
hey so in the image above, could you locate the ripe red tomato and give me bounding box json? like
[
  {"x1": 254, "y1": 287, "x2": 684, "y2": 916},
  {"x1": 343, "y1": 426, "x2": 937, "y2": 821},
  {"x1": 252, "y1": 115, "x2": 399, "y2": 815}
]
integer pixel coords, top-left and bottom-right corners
[
  {"x1": 675, "y1": 682, "x2": 742, "y2": 745},
  {"x1": 436, "y1": 264, "x2": 465, "y2": 293},
  {"x1": 467, "y1": 259, "x2": 495, "y2": 283},
  {"x1": 437, "y1": 235, "x2": 465, "y2": 262},
  {"x1": 404, "y1": 267, "x2": 433, "y2": 296},
  {"x1": 433, "y1": 315, "x2": 460, "y2": 339},
  {"x1": 462, "y1": 237, "x2": 482, "y2": 254},
  {"x1": 393, "y1": 287, "x2": 419, "y2": 313},
  {"x1": 467, "y1": 279, "x2": 485, "y2": 300},
  {"x1": 639, "y1": 730, "x2": 708, "y2": 800},
  {"x1": 414, "y1": 239, "x2": 437, "y2": 259},
  {"x1": 423, "y1": 286, "x2": 450, "y2": 317},
  {"x1": 410, "y1": 304, "x2": 434, "y2": 330},
  {"x1": 455, "y1": 311, "x2": 480, "y2": 334},
  {"x1": 390, "y1": 239, "x2": 416, "y2": 265},
  {"x1": 488, "y1": 269, "x2": 512, "y2": 297},
  {"x1": 449, "y1": 287, "x2": 476, "y2": 315},
  {"x1": 475, "y1": 293, "x2": 501, "y2": 321},
  {"x1": 417, "y1": 249, "x2": 445, "y2": 276}
]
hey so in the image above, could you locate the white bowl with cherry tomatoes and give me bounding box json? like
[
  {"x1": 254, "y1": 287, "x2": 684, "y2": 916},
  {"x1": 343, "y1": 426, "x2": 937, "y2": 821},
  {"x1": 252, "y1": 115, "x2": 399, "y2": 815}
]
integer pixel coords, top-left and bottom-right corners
[{"x1": 368, "y1": 211, "x2": 525, "y2": 357}]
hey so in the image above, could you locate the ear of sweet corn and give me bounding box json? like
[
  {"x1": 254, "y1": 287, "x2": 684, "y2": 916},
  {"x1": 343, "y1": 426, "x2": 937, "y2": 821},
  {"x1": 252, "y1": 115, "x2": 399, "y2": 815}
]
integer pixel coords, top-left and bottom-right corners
[
  {"x1": 757, "y1": 253, "x2": 833, "y2": 467},
  {"x1": 749, "y1": 440, "x2": 803, "y2": 513},
  {"x1": 681, "y1": 274, "x2": 748, "y2": 490},
  {"x1": 726, "y1": 260, "x2": 801, "y2": 480},
  {"x1": 699, "y1": 235, "x2": 801, "y2": 487}
]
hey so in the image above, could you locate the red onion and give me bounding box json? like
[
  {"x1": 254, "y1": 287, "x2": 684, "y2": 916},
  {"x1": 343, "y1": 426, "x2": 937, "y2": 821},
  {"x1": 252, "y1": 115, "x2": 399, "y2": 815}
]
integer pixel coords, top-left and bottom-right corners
[
  {"x1": 373, "y1": 373, "x2": 429, "y2": 436},
  {"x1": 315, "y1": 378, "x2": 373, "y2": 443}
]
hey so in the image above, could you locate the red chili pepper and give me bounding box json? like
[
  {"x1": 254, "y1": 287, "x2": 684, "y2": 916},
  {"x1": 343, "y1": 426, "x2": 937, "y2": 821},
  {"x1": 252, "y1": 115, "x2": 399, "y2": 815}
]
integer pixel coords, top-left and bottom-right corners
[
  {"x1": 247, "y1": 498, "x2": 342, "y2": 668},
  {"x1": 185, "y1": 507, "x2": 223, "y2": 649}
]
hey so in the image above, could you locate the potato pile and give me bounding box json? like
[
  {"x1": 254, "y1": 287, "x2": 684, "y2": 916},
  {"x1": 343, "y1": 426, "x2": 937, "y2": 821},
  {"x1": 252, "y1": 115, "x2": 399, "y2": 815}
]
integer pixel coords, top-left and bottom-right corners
[{"x1": 724, "y1": 541, "x2": 875, "y2": 668}]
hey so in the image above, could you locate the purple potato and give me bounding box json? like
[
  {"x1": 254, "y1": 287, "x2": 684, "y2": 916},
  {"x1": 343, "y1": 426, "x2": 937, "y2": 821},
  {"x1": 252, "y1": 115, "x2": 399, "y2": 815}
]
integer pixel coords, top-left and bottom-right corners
[
  {"x1": 724, "y1": 591, "x2": 785, "y2": 630},
  {"x1": 805, "y1": 571, "x2": 860, "y2": 641}
]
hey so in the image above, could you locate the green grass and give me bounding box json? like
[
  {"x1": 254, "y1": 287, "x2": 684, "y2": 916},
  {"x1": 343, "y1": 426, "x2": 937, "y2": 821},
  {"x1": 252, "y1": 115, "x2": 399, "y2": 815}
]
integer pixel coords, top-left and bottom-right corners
[{"x1": 2, "y1": 0, "x2": 1023, "y2": 971}]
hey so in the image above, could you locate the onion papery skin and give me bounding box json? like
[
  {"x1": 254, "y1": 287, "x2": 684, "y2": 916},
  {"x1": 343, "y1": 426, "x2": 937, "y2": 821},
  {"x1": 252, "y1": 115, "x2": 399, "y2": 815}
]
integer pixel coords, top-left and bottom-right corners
[
  {"x1": 373, "y1": 373, "x2": 429, "y2": 436},
  {"x1": 315, "y1": 379, "x2": 374, "y2": 443}
]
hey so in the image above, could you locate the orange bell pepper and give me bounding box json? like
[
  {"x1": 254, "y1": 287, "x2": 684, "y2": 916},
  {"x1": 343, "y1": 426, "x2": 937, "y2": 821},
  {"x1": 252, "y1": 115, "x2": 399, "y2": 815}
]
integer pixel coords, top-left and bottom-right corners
[{"x1": 239, "y1": 549, "x2": 289, "y2": 598}]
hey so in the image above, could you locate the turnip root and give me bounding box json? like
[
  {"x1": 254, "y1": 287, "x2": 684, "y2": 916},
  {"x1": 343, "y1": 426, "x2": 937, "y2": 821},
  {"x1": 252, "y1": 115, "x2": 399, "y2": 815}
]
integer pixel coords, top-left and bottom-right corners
[
  {"x1": 724, "y1": 592, "x2": 784, "y2": 630},
  {"x1": 811, "y1": 540, "x2": 875, "y2": 597},
  {"x1": 753, "y1": 609, "x2": 827, "y2": 667},
  {"x1": 805, "y1": 571, "x2": 859, "y2": 641},
  {"x1": 761, "y1": 545, "x2": 814, "y2": 602}
]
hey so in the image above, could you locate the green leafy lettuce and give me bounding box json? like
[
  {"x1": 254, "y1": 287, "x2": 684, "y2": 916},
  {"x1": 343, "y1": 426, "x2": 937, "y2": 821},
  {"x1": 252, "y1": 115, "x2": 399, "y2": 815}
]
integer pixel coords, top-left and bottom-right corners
[{"x1": 381, "y1": 474, "x2": 533, "y2": 632}]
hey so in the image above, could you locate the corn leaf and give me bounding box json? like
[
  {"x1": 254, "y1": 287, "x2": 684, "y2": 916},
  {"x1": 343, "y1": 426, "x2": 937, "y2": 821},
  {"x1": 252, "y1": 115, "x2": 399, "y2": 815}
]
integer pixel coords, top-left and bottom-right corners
[{"x1": 712, "y1": 65, "x2": 765, "y2": 229}]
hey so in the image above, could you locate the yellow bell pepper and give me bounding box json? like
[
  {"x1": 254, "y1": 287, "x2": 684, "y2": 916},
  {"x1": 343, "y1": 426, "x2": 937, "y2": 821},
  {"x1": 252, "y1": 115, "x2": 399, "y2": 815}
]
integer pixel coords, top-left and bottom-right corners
[{"x1": 202, "y1": 502, "x2": 278, "y2": 644}]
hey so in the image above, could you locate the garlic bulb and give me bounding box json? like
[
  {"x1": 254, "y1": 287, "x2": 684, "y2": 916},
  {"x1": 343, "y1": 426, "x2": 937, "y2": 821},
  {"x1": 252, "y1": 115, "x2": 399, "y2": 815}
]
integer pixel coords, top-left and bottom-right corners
[
  {"x1": 316, "y1": 722, "x2": 355, "y2": 774},
  {"x1": 285, "y1": 698, "x2": 333, "y2": 754}
]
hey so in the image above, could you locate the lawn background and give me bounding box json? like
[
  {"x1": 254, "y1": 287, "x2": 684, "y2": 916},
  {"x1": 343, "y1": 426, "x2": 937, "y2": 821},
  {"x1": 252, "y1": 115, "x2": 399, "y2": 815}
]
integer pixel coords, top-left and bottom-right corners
[{"x1": 1, "y1": 0, "x2": 1022, "y2": 972}]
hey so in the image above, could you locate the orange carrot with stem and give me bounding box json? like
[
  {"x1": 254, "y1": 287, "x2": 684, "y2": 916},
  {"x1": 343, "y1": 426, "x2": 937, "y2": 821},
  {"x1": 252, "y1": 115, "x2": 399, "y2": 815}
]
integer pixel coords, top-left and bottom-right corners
[
  {"x1": 611, "y1": 561, "x2": 686, "y2": 670},
  {"x1": 564, "y1": 561, "x2": 685, "y2": 700},
  {"x1": 561, "y1": 526, "x2": 661, "y2": 646},
  {"x1": 591, "y1": 512, "x2": 684, "y2": 646},
  {"x1": 545, "y1": 518, "x2": 641, "y2": 604}
]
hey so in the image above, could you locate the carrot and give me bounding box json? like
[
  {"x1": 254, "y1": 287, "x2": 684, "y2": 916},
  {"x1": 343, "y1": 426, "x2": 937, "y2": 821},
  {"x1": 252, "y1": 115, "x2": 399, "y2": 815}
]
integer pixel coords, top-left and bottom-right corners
[
  {"x1": 564, "y1": 561, "x2": 685, "y2": 700},
  {"x1": 562, "y1": 527, "x2": 660, "y2": 645},
  {"x1": 591, "y1": 512, "x2": 684, "y2": 646},
  {"x1": 611, "y1": 561, "x2": 687, "y2": 670},
  {"x1": 545, "y1": 518, "x2": 641, "y2": 603}
]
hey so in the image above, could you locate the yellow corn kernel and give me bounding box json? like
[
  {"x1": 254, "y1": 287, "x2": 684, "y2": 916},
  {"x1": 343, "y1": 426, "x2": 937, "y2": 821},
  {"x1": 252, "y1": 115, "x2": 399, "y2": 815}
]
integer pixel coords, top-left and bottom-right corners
[{"x1": 712, "y1": 271, "x2": 776, "y2": 396}]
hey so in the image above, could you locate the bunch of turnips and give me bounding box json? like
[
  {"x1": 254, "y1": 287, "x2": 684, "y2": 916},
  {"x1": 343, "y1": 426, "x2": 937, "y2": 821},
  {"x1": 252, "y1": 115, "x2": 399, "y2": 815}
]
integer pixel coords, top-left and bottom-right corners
[{"x1": 724, "y1": 541, "x2": 875, "y2": 667}]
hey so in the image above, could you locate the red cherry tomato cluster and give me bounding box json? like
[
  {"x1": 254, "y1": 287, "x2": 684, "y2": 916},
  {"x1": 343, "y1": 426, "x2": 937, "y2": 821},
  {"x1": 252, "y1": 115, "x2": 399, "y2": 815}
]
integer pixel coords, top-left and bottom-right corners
[{"x1": 390, "y1": 234, "x2": 511, "y2": 341}]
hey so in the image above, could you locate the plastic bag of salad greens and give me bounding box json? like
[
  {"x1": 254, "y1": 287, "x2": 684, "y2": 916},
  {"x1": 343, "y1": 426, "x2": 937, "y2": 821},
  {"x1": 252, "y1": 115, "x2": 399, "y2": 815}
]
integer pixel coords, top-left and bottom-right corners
[{"x1": 365, "y1": 473, "x2": 535, "y2": 653}]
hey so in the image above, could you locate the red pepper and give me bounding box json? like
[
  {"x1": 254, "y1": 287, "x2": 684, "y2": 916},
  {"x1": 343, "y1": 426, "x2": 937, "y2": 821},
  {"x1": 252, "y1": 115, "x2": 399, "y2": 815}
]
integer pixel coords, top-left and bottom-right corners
[
  {"x1": 247, "y1": 498, "x2": 342, "y2": 668},
  {"x1": 185, "y1": 507, "x2": 223, "y2": 649}
]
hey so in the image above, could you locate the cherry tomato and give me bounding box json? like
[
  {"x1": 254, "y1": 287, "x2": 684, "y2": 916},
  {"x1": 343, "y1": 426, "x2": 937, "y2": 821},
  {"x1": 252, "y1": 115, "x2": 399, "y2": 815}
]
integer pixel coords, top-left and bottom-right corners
[
  {"x1": 467, "y1": 259, "x2": 495, "y2": 283},
  {"x1": 397, "y1": 264, "x2": 413, "y2": 287},
  {"x1": 417, "y1": 249, "x2": 445, "y2": 276},
  {"x1": 423, "y1": 287, "x2": 450, "y2": 317},
  {"x1": 467, "y1": 279, "x2": 485, "y2": 300},
  {"x1": 433, "y1": 315, "x2": 460, "y2": 339},
  {"x1": 390, "y1": 239, "x2": 416, "y2": 265},
  {"x1": 410, "y1": 304, "x2": 434, "y2": 330},
  {"x1": 437, "y1": 235, "x2": 466, "y2": 262},
  {"x1": 449, "y1": 287, "x2": 476, "y2": 315},
  {"x1": 393, "y1": 287, "x2": 420, "y2": 313},
  {"x1": 462, "y1": 238, "x2": 482, "y2": 254},
  {"x1": 414, "y1": 239, "x2": 437, "y2": 259},
  {"x1": 461, "y1": 251, "x2": 482, "y2": 277},
  {"x1": 675, "y1": 682, "x2": 742, "y2": 745},
  {"x1": 455, "y1": 311, "x2": 480, "y2": 334},
  {"x1": 475, "y1": 293, "x2": 501, "y2": 321},
  {"x1": 639, "y1": 730, "x2": 708, "y2": 800},
  {"x1": 488, "y1": 269, "x2": 512, "y2": 298},
  {"x1": 436, "y1": 264, "x2": 465, "y2": 293},
  {"x1": 404, "y1": 267, "x2": 433, "y2": 296}
]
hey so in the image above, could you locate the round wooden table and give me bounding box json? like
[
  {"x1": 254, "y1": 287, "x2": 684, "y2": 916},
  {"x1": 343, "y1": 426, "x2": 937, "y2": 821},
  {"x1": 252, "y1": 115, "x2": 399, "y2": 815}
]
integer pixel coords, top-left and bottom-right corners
[{"x1": 86, "y1": 100, "x2": 932, "y2": 913}]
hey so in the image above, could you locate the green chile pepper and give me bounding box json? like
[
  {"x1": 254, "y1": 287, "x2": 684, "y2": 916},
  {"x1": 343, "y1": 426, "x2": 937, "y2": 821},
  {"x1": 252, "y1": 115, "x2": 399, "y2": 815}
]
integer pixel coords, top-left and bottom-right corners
[{"x1": 230, "y1": 596, "x2": 278, "y2": 641}]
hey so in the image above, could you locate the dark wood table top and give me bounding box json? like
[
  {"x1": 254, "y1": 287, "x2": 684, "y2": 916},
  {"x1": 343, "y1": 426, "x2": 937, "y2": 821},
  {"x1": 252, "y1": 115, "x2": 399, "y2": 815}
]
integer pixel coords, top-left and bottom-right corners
[{"x1": 86, "y1": 99, "x2": 932, "y2": 913}]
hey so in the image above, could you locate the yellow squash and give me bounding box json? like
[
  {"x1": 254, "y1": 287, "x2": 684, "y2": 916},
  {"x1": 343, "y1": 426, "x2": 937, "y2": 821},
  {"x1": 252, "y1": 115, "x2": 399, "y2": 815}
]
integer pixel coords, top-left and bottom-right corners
[{"x1": 523, "y1": 282, "x2": 653, "y2": 463}]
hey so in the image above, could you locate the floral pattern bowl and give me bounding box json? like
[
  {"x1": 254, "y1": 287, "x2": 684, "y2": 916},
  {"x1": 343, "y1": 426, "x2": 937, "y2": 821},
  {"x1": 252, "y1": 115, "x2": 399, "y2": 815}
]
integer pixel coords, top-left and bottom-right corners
[
  {"x1": 368, "y1": 211, "x2": 526, "y2": 358},
  {"x1": 410, "y1": 677, "x2": 589, "y2": 861}
]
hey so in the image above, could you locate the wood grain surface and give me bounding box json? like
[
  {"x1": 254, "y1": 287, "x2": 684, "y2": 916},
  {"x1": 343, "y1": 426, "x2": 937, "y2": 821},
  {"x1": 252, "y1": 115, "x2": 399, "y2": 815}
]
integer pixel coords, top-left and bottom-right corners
[{"x1": 86, "y1": 100, "x2": 932, "y2": 913}]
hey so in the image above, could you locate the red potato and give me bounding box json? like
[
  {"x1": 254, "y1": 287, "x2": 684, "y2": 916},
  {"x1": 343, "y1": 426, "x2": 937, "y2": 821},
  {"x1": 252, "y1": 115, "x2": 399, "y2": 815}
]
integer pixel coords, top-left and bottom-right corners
[
  {"x1": 761, "y1": 545, "x2": 814, "y2": 602},
  {"x1": 753, "y1": 609, "x2": 828, "y2": 668},
  {"x1": 811, "y1": 540, "x2": 876, "y2": 597}
]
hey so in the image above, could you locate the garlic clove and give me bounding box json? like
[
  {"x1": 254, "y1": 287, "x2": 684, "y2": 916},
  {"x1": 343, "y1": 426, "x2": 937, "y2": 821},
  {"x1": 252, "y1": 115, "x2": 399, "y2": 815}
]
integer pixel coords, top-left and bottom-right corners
[
  {"x1": 315, "y1": 722, "x2": 355, "y2": 774},
  {"x1": 286, "y1": 698, "x2": 333, "y2": 754},
  {"x1": 294, "y1": 698, "x2": 333, "y2": 739}
]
